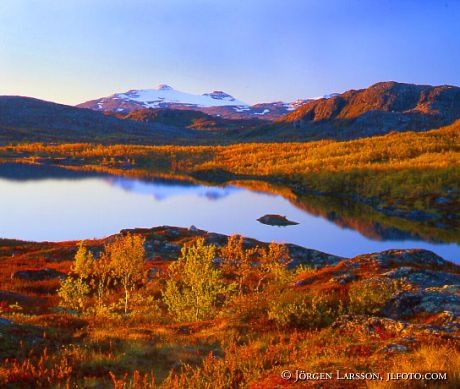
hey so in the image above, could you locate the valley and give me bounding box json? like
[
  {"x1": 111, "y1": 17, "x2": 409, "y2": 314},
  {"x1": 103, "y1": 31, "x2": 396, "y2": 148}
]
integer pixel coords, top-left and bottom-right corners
[{"x1": 1, "y1": 81, "x2": 459, "y2": 388}]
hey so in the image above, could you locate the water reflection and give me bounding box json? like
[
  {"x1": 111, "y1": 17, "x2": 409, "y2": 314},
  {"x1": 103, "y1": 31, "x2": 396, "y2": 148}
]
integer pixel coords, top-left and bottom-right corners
[
  {"x1": 108, "y1": 176, "x2": 238, "y2": 201},
  {"x1": 0, "y1": 163, "x2": 458, "y2": 263}
]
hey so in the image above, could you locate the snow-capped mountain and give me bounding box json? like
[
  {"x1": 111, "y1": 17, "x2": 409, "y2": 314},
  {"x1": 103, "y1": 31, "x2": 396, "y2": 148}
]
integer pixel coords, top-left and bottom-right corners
[
  {"x1": 77, "y1": 84, "x2": 248, "y2": 113},
  {"x1": 77, "y1": 85, "x2": 338, "y2": 120}
]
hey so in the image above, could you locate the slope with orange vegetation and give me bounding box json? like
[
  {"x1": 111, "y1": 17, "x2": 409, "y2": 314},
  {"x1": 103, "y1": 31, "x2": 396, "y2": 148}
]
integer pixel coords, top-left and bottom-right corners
[
  {"x1": 0, "y1": 226, "x2": 459, "y2": 388},
  {"x1": 1, "y1": 120, "x2": 458, "y2": 230}
]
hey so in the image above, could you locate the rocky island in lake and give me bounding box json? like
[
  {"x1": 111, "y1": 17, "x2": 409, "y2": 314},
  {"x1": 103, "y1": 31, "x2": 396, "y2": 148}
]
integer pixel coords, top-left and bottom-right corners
[{"x1": 257, "y1": 214, "x2": 299, "y2": 226}]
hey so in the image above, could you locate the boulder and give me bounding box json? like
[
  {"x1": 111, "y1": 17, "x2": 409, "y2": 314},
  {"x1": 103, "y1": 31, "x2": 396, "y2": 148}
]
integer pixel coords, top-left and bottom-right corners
[
  {"x1": 383, "y1": 291, "x2": 460, "y2": 318},
  {"x1": 11, "y1": 268, "x2": 66, "y2": 281}
]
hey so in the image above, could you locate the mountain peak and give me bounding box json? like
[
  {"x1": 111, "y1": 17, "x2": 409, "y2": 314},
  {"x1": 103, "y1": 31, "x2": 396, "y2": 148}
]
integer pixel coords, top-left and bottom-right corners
[
  {"x1": 202, "y1": 90, "x2": 236, "y2": 102},
  {"x1": 155, "y1": 84, "x2": 173, "y2": 91}
]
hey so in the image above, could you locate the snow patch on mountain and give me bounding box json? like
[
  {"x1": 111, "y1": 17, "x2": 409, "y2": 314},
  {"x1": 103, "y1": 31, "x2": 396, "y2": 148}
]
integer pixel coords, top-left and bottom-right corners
[
  {"x1": 313, "y1": 93, "x2": 340, "y2": 100},
  {"x1": 254, "y1": 109, "x2": 270, "y2": 115},
  {"x1": 113, "y1": 85, "x2": 248, "y2": 109}
]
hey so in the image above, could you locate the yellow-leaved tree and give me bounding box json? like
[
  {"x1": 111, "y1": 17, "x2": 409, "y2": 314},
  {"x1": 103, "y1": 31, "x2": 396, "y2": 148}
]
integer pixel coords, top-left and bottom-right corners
[
  {"x1": 72, "y1": 241, "x2": 94, "y2": 279},
  {"x1": 163, "y1": 238, "x2": 231, "y2": 322},
  {"x1": 106, "y1": 233, "x2": 146, "y2": 314},
  {"x1": 220, "y1": 235, "x2": 257, "y2": 295}
]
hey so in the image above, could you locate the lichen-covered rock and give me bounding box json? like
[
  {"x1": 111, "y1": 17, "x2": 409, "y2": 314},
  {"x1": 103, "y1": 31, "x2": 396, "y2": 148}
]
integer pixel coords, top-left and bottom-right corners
[
  {"x1": 286, "y1": 244, "x2": 343, "y2": 269},
  {"x1": 347, "y1": 249, "x2": 454, "y2": 271},
  {"x1": 373, "y1": 249, "x2": 451, "y2": 268},
  {"x1": 382, "y1": 267, "x2": 460, "y2": 289},
  {"x1": 383, "y1": 291, "x2": 460, "y2": 318},
  {"x1": 332, "y1": 315, "x2": 410, "y2": 338},
  {"x1": 383, "y1": 343, "x2": 408, "y2": 353},
  {"x1": 332, "y1": 314, "x2": 457, "y2": 339}
]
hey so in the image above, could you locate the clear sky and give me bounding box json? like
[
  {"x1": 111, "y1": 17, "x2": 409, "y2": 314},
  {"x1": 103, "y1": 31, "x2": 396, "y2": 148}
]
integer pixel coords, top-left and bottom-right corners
[{"x1": 1, "y1": 0, "x2": 459, "y2": 105}]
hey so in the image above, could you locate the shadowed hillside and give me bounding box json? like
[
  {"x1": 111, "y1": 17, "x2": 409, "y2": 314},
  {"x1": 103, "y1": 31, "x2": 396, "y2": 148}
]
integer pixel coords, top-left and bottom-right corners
[
  {"x1": 0, "y1": 96, "x2": 200, "y2": 145},
  {"x1": 124, "y1": 108, "x2": 266, "y2": 130}
]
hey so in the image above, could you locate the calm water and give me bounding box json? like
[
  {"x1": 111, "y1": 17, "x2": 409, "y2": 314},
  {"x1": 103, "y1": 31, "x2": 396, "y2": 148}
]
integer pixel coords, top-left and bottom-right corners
[{"x1": 0, "y1": 163, "x2": 459, "y2": 264}]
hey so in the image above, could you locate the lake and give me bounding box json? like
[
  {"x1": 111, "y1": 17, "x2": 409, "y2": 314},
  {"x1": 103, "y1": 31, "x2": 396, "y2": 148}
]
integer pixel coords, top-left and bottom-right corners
[{"x1": 0, "y1": 163, "x2": 459, "y2": 264}]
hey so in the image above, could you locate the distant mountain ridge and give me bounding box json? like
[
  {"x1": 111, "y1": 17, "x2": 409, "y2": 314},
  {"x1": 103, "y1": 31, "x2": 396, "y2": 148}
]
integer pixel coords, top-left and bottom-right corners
[
  {"x1": 281, "y1": 82, "x2": 460, "y2": 122},
  {"x1": 2, "y1": 81, "x2": 460, "y2": 145},
  {"x1": 77, "y1": 84, "x2": 337, "y2": 120},
  {"x1": 275, "y1": 81, "x2": 460, "y2": 139}
]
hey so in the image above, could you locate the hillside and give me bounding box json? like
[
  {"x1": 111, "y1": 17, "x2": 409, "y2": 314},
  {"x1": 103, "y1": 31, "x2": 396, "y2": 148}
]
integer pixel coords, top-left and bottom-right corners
[
  {"x1": 268, "y1": 81, "x2": 460, "y2": 140},
  {"x1": 124, "y1": 108, "x2": 266, "y2": 130},
  {"x1": 0, "y1": 96, "x2": 199, "y2": 145},
  {"x1": 0, "y1": 226, "x2": 459, "y2": 387}
]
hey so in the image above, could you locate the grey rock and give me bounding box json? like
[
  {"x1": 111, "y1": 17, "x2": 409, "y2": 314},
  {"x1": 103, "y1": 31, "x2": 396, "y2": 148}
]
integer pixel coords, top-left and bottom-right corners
[
  {"x1": 372, "y1": 249, "x2": 451, "y2": 269},
  {"x1": 287, "y1": 244, "x2": 343, "y2": 269},
  {"x1": 329, "y1": 272, "x2": 356, "y2": 284},
  {"x1": 11, "y1": 268, "x2": 66, "y2": 281},
  {"x1": 162, "y1": 242, "x2": 182, "y2": 253},
  {"x1": 383, "y1": 291, "x2": 460, "y2": 318},
  {"x1": 332, "y1": 315, "x2": 456, "y2": 338},
  {"x1": 382, "y1": 267, "x2": 460, "y2": 289},
  {"x1": 384, "y1": 343, "x2": 408, "y2": 353}
]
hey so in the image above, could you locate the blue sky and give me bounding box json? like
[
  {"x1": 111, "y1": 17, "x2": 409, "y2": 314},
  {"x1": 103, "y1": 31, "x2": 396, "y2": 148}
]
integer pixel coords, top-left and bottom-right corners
[{"x1": 0, "y1": 0, "x2": 459, "y2": 105}]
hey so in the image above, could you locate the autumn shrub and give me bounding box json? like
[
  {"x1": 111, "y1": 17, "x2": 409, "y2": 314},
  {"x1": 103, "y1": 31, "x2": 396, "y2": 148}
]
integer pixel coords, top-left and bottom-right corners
[
  {"x1": 0, "y1": 348, "x2": 72, "y2": 388},
  {"x1": 368, "y1": 340, "x2": 460, "y2": 389},
  {"x1": 163, "y1": 238, "x2": 232, "y2": 322},
  {"x1": 221, "y1": 290, "x2": 272, "y2": 325},
  {"x1": 57, "y1": 277, "x2": 90, "y2": 313},
  {"x1": 58, "y1": 234, "x2": 146, "y2": 316},
  {"x1": 348, "y1": 278, "x2": 397, "y2": 315},
  {"x1": 86, "y1": 303, "x2": 123, "y2": 322},
  {"x1": 11, "y1": 279, "x2": 61, "y2": 295},
  {"x1": 268, "y1": 289, "x2": 343, "y2": 328},
  {"x1": 220, "y1": 236, "x2": 291, "y2": 295},
  {"x1": 125, "y1": 292, "x2": 163, "y2": 324},
  {"x1": 159, "y1": 335, "x2": 304, "y2": 389}
]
